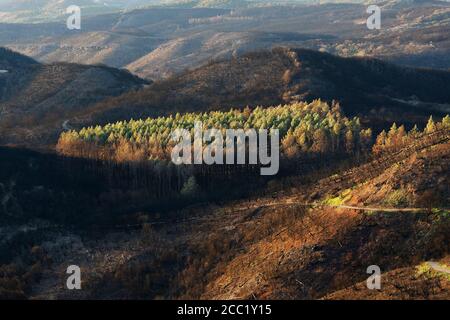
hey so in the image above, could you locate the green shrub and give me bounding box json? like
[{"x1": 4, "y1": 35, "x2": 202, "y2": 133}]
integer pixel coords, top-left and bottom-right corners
[{"x1": 385, "y1": 189, "x2": 410, "y2": 207}]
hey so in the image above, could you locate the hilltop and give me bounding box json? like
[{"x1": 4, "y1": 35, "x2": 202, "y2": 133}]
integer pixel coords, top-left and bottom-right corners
[
  {"x1": 0, "y1": 47, "x2": 37, "y2": 69},
  {"x1": 0, "y1": 48, "x2": 147, "y2": 147}
]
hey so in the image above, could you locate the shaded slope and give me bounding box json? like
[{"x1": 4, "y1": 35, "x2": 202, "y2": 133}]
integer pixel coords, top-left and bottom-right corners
[{"x1": 0, "y1": 48, "x2": 147, "y2": 147}]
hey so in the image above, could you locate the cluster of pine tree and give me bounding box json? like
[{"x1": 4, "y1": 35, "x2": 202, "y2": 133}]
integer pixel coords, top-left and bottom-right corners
[
  {"x1": 372, "y1": 115, "x2": 450, "y2": 154},
  {"x1": 57, "y1": 100, "x2": 372, "y2": 162}
]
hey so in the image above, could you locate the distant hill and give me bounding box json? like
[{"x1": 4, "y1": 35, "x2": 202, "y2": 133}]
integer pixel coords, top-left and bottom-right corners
[
  {"x1": 1, "y1": 8, "x2": 230, "y2": 72},
  {"x1": 3, "y1": 1, "x2": 450, "y2": 79},
  {"x1": 0, "y1": 48, "x2": 148, "y2": 147},
  {"x1": 0, "y1": 0, "x2": 251, "y2": 23},
  {"x1": 0, "y1": 0, "x2": 158, "y2": 23},
  {"x1": 126, "y1": 31, "x2": 334, "y2": 79}
]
